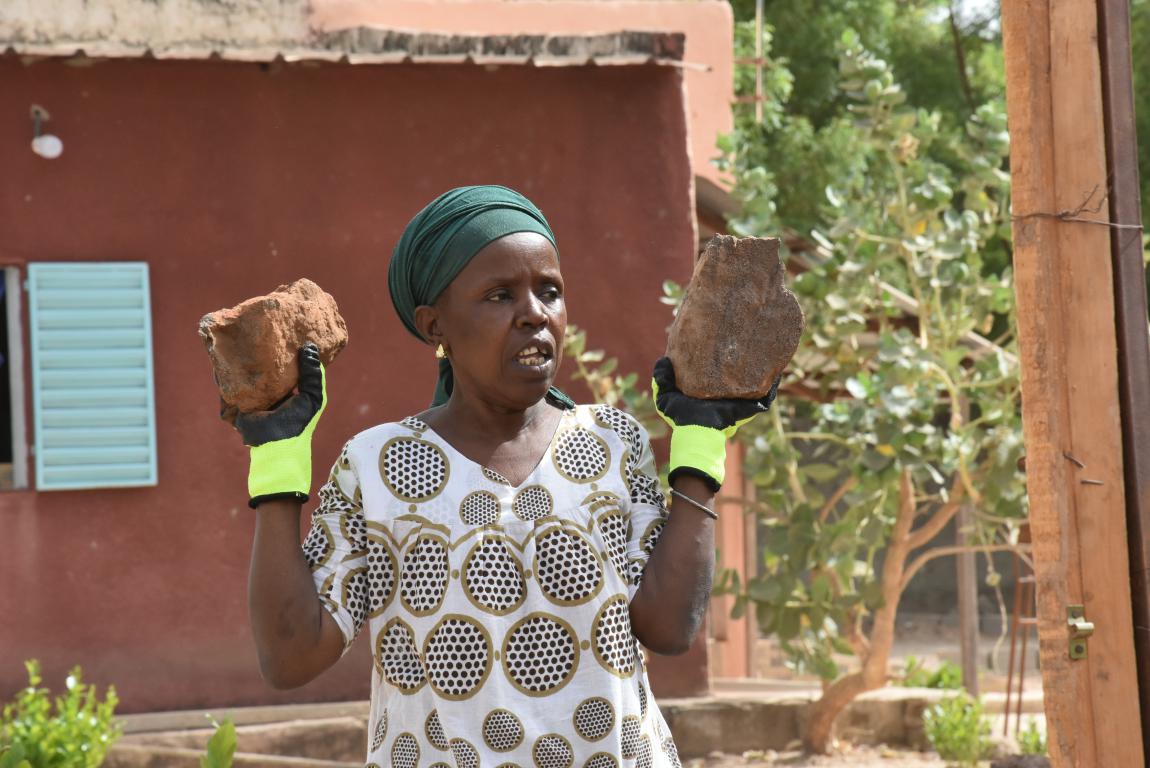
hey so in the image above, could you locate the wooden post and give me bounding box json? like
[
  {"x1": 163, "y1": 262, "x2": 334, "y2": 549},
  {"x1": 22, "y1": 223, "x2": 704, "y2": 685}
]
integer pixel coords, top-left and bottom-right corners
[
  {"x1": 956, "y1": 505, "x2": 979, "y2": 697},
  {"x1": 1095, "y1": 0, "x2": 1150, "y2": 755},
  {"x1": 712, "y1": 441, "x2": 751, "y2": 677},
  {"x1": 1001, "y1": 0, "x2": 1145, "y2": 764}
]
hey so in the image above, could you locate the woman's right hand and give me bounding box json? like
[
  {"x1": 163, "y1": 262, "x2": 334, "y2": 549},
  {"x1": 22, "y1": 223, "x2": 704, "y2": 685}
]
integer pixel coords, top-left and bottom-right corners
[{"x1": 222, "y1": 343, "x2": 327, "y2": 507}]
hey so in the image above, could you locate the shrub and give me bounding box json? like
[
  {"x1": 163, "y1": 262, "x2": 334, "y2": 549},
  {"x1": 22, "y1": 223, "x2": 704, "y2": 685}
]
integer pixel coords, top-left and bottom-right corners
[
  {"x1": 1018, "y1": 717, "x2": 1047, "y2": 756},
  {"x1": 923, "y1": 693, "x2": 992, "y2": 767},
  {"x1": 900, "y1": 656, "x2": 964, "y2": 690},
  {"x1": 0, "y1": 660, "x2": 121, "y2": 768}
]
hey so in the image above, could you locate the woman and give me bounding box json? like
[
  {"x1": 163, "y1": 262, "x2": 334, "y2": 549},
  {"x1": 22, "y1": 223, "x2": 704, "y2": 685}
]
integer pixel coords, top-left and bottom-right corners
[{"x1": 230, "y1": 185, "x2": 778, "y2": 767}]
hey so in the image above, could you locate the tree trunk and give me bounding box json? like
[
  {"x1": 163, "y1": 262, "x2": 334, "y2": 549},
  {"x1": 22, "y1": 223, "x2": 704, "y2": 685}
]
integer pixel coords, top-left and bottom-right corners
[{"x1": 802, "y1": 469, "x2": 918, "y2": 753}]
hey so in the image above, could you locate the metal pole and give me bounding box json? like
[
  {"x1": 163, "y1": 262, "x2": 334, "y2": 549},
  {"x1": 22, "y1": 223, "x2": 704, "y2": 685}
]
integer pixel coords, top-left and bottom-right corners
[
  {"x1": 957, "y1": 504, "x2": 980, "y2": 697},
  {"x1": 754, "y1": 0, "x2": 764, "y2": 124}
]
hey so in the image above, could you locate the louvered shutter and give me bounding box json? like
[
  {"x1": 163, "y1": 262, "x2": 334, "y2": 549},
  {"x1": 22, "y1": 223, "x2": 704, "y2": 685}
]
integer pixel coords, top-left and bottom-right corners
[{"x1": 27, "y1": 263, "x2": 158, "y2": 490}]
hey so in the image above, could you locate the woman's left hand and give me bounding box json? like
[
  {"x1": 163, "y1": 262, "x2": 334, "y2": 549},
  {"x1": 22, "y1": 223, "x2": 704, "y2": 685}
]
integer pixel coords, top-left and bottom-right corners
[{"x1": 651, "y1": 356, "x2": 780, "y2": 490}]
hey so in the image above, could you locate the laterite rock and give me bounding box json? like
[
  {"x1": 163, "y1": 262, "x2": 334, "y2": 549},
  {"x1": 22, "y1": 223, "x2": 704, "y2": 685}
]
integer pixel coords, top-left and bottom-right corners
[
  {"x1": 666, "y1": 235, "x2": 803, "y2": 399},
  {"x1": 199, "y1": 278, "x2": 348, "y2": 413}
]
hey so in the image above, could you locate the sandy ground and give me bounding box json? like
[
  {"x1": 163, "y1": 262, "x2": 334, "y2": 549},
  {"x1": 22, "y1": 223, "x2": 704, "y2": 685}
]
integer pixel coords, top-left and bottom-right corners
[{"x1": 688, "y1": 746, "x2": 946, "y2": 767}]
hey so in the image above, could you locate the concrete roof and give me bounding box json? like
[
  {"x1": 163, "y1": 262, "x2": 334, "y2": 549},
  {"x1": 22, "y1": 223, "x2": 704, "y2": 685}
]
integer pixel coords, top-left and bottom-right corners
[{"x1": 4, "y1": 4, "x2": 685, "y2": 66}]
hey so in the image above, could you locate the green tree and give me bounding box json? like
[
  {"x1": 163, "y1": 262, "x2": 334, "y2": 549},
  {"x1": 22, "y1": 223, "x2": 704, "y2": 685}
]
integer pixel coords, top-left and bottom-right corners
[{"x1": 719, "y1": 27, "x2": 1026, "y2": 753}]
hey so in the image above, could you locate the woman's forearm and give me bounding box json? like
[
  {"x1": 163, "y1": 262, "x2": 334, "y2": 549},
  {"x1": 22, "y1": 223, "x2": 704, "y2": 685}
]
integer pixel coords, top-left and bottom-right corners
[
  {"x1": 628, "y1": 474, "x2": 716, "y2": 655},
  {"x1": 248, "y1": 499, "x2": 344, "y2": 688}
]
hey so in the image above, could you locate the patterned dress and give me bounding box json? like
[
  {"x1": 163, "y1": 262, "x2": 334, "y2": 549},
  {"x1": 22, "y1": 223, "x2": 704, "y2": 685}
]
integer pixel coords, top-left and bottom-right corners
[{"x1": 304, "y1": 404, "x2": 682, "y2": 768}]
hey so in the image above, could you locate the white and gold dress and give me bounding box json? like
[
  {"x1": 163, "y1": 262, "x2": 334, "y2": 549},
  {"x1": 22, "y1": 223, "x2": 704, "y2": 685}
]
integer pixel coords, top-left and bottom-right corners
[{"x1": 304, "y1": 404, "x2": 680, "y2": 768}]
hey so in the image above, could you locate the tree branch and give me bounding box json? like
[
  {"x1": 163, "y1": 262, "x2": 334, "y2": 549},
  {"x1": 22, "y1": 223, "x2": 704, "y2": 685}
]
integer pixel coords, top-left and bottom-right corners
[
  {"x1": 819, "y1": 476, "x2": 858, "y2": 522},
  {"x1": 947, "y1": 0, "x2": 977, "y2": 112},
  {"x1": 900, "y1": 544, "x2": 1030, "y2": 593},
  {"x1": 905, "y1": 480, "x2": 966, "y2": 550}
]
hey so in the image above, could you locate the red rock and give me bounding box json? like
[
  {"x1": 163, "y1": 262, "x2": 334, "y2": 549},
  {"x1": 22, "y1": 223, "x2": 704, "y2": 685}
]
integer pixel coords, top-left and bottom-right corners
[
  {"x1": 199, "y1": 279, "x2": 348, "y2": 413},
  {"x1": 666, "y1": 235, "x2": 803, "y2": 399}
]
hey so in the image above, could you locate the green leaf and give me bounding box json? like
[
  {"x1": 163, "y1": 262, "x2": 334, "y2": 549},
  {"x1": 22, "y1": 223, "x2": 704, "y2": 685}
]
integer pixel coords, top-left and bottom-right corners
[{"x1": 201, "y1": 718, "x2": 237, "y2": 768}]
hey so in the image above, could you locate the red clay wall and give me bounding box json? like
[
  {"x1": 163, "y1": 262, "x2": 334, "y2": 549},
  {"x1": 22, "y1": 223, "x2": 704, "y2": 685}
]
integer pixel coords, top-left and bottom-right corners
[{"x1": 0, "y1": 55, "x2": 699, "y2": 712}]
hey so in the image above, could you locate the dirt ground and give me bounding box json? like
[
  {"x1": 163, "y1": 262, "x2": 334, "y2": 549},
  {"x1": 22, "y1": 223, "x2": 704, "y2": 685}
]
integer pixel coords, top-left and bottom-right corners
[{"x1": 688, "y1": 746, "x2": 945, "y2": 767}]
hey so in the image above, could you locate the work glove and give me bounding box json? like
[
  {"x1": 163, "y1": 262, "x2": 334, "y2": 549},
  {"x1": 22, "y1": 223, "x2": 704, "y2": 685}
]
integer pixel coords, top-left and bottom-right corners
[
  {"x1": 224, "y1": 343, "x2": 327, "y2": 508},
  {"x1": 652, "y1": 356, "x2": 779, "y2": 491}
]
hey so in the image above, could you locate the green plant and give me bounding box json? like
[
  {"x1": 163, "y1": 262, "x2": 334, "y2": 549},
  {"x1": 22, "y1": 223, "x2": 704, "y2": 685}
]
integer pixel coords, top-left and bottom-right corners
[
  {"x1": 923, "y1": 693, "x2": 992, "y2": 767},
  {"x1": 900, "y1": 656, "x2": 963, "y2": 690},
  {"x1": 1018, "y1": 717, "x2": 1047, "y2": 756},
  {"x1": 200, "y1": 717, "x2": 236, "y2": 768},
  {"x1": 718, "y1": 22, "x2": 1024, "y2": 754},
  {"x1": 0, "y1": 660, "x2": 122, "y2": 768},
  {"x1": 0, "y1": 746, "x2": 33, "y2": 768}
]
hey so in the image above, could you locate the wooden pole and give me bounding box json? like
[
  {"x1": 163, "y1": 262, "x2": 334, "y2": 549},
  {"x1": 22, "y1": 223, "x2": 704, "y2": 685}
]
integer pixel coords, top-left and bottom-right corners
[
  {"x1": 1095, "y1": 0, "x2": 1150, "y2": 754},
  {"x1": 956, "y1": 505, "x2": 979, "y2": 697},
  {"x1": 1001, "y1": 0, "x2": 1144, "y2": 764}
]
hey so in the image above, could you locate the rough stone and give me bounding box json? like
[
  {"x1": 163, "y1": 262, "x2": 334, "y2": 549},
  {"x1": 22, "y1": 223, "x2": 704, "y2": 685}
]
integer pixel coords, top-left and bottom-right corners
[
  {"x1": 666, "y1": 235, "x2": 804, "y2": 399},
  {"x1": 199, "y1": 278, "x2": 348, "y2": 413}
]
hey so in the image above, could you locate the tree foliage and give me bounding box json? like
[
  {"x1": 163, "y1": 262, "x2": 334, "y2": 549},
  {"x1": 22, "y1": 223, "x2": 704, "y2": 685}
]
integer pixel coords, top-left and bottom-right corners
[{"x1": 718, "y1": 14, "x2": 1026, "y2": 752}]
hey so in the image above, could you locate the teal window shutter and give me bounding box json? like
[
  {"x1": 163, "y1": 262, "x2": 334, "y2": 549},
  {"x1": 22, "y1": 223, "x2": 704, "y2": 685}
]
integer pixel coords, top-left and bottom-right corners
[{"x1": 27, "y1": 263, "x2": 158, "y2": 490}]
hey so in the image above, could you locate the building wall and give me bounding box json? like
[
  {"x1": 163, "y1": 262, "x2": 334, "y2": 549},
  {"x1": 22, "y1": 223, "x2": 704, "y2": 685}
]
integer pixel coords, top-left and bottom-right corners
[
  {"x1": 0, "y1": 55, "x2": 697, "y2": 712},
  {"x1": 310, "y1": 0, "x2": 734, "y2": 187}
]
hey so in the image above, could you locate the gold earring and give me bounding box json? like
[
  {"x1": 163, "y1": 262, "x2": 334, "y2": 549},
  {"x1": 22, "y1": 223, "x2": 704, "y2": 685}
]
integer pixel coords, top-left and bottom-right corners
[{"x1": 435, "y1": 344, "x2": 446, "y2": 360}]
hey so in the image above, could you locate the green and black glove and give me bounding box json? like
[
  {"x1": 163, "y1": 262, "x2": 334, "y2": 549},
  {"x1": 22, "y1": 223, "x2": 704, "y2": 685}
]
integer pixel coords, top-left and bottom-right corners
[
  {"x1": 652, "y1": 356, "x2": 779, "y2": 491},
  {"x1": 228, "y1": 343, "x2": 327, "y2": 508}
]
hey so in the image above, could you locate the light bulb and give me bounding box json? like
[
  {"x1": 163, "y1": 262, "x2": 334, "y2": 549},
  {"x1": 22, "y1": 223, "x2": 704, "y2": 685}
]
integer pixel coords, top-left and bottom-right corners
[{"x1": 31, "y1": 134, "x2": 63, "y2": 159}]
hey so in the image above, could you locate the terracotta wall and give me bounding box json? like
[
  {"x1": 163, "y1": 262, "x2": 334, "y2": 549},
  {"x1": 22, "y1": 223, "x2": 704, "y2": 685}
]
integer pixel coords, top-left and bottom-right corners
[
  {"x1": 0, "y1": 55, "x2": 697, "y2": 712},
  {"x1": 311, "y1": 0, "x2": 735, "y2": 187}
]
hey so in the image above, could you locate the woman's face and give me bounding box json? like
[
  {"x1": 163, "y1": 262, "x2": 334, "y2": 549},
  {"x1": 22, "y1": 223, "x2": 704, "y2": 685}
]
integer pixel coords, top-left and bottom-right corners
[{"x1": 421, "y1": 232, "x2": 567, "y2": 411}]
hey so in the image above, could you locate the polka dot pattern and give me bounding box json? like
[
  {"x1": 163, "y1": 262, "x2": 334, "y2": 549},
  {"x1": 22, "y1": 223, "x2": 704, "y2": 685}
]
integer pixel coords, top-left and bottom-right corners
[
  {"x1": 637, "y1": 735, "x2": 654, "y2": 768},
  {"x1": 533, "y1": 734, "x2": 574, "y2": 768},
  {"x1": 463, "y1": 537, "x2": 526, "y2": 615},
  {"x1": 424, "y1": 615, "x2": 492, "y2": 700},
  {"x1": 536, "y1": 528, "x2": 603, "y2": 606},
  {"x1": 513, "y1": 485, "x2": 554, "y2": 521},
  {"x1": 630, "y1": 469, "x2": 665, "y2": 509},
  {"x1": 301, "y1": 520, "x2": 334, "y2": 571},
  {"x1": 483, "y1": 709, "x2": 524, "y2": 752},
  {"x1": 400, "y1": 536, "x2": 449, "y2": 615},
  {"x1": 376, "y1": 619, "x2": 426, "y2": 693},
  {"x1": 595, "y1": 509, "x2": 629, "y2": 582},
  {"x1": 592, "y1": 405, "x2": 642, "y2": 454},
  {"x1": 662, "y1": 736, "x2": 682, "y2": 768},
  {"x1": 400, "y1": 416, "x2": 429, "y2": 432},
  {"x1": 593, "y1": 596, "x2": 636, "y2": 677},
  {"x1": 552, "y1": 428, "x2": 609, "y2": 482},
  {"x1": 503, "y1": 614, "x2": 578, "y2": 695},
  {"x1": 381, "y1": 437, "x2": 448, "y2": 502},
  {"x1": 449, "y1": 739, "x2": 480, "y2": 768},
  {"x1": 460, "y1": 490, "x2": 501, "y2": 526},
  {"x1": 583, "y1": 754, "x2": 619, "y2": 768},
  {"x1": 483, "y1": 467, "x2": 513, "y2": 486},
  {"x1": 371, "y1": 710, "x2": 388, "y2": 752},
  {"x1": 367, "y1": 536, "x2": 397, "y2": 618},
  {"x1": 621, "y1": 716, "x2": 641, "y2": 759},
  {"x1": 391, "y1": 733, "x2": 419, "y2": 768},
  {"x1": 573, "y1": 697, "x2": 614, "y2": 741},
  {"x1": 425, "y1": 710, "x2": 448, "y2": 750},
  {"x1": 340, "y1": 567, "x2": 368, "y2": 630}
]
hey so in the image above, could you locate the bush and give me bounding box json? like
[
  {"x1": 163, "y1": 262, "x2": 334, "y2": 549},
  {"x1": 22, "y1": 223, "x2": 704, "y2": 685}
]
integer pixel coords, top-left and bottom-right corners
[
  {"x1": 900, "y1": 656, "x2": 963, "y2": 690},
  {"x1": 0, "y1": 660, "x2": 121, "y2": 768},
  {"x1": 923, "y1": 693, "x2": 992, "y2": 767},
  {"x1": 1018, "y1": 717, "x2": 1047, "y2": 756}
]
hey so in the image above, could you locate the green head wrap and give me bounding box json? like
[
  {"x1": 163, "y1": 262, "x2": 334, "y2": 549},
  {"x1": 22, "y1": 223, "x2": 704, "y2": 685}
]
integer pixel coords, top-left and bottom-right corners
[{"x1": 388, "y1": 184, "x2": 575, "y2": 409}]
